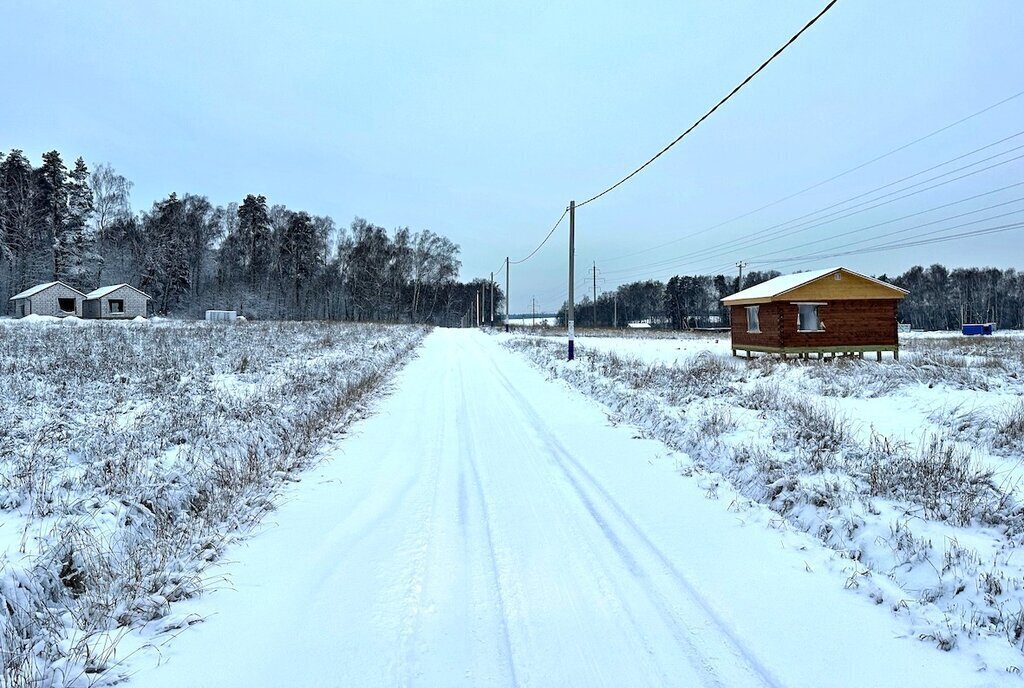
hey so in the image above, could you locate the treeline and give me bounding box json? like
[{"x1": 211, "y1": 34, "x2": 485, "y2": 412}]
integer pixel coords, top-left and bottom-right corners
[
  {"x1": 556, "y1": 270, "x2": 780, "y2": 329},
  {"x1": 879, "y1": 265, "x2": 1024, "y2": 330},
  {"x1": 558, "y1": 266, "x2": 1024, "y2": 331},
  {"x1": 0, "y1": 148, "x2": 498, "y2": 324}
]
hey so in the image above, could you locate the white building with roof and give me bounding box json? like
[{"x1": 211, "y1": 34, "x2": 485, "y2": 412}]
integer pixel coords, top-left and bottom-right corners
[
  {"x1": 82, "y1": 284, "x2": 152, "y2": 319},
  {"x1": 8, "y1": 281, "x2": 87, "y2": 317}
]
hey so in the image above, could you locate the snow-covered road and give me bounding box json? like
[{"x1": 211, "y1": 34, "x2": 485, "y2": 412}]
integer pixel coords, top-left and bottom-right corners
[{"x1": 131, "y1": 329, "x2": 989, "y2": 687}]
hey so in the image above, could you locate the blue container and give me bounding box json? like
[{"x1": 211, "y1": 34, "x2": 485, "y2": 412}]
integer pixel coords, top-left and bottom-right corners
[{"x1": 962, "y1": 323, "x2": 995, "y2": 336}]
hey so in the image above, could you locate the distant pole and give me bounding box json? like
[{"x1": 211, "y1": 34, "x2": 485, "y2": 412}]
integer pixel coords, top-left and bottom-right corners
[
  {"x1": 490, "y1": 271, "x2": 495, "y2": 327},
  {"x1": 614, "y1": 293, "x2": 618, "y2": 329},
  {"x1": 593, "y1": 261, "x2": 598, "y2": 328},
  {"x1": 567, "y1": 201, "x2": 576, "y2": 361},
  {"x1": 736, "y1": 261, "x2": 747, "y2": 290},
  {"x1": 532, "y1": 297, "x2": 536, "y2": 327},
  {"x1": 476, "y1": 288, "x2": 481, "y2": 326},
  {"x1": 505, "y1": 258, "x2": 510, "y2": 332}
]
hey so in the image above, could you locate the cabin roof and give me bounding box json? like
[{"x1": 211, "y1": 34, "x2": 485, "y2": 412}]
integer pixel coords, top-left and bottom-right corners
[
  {"x1": 84, "y1": 284, "x2": 152, "y2": 300},
  {"x1": 9, "y1": 281, "x2": 87, "y2": 301},
  {"x1": 721, "y1": 267, "x2": 908, "y2": 306}
]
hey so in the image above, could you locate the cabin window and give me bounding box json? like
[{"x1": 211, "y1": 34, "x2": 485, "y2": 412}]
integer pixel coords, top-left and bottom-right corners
[
  {"x1": 58, "y1": 298, "x2": 76, "y2": 313},
  {"x1": 745, "y1": 306, "x2": 760, "y2": 333},
  {"x1": 797, "y1": 304, "x2": 825, "y2": 332},
  {"x1": 108, "y1": 299, "x2": 125, "y2": 314}
]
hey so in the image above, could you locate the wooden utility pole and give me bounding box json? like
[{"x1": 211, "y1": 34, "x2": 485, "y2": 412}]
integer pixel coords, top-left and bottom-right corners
[
  {"x1": 568, "y1": 201, "x2": 575, "y2": 360},
  {"x1": 736, "y1": 261, "x2": 747, "y2": 291},
  {"x1": 505, "y1": 258, "x2": 510, "y2": 332},
  {"x1": 613, "y1": 293, "x2": 618, "y2": 329},
  {"x1": 490, "y1": 271, "x2": 494, "y2": 327},
  {"x1": 532, "y1": 297, "x2": 536, "y2": 327}
]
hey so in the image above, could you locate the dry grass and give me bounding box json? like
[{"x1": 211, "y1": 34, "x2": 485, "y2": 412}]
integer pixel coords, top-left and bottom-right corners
[{"x1": 0, "y1": 319, "x2": 427, "y2": 686}]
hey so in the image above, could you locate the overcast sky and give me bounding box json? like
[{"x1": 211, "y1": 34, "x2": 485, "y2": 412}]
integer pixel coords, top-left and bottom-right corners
[{"x1": 2, "y1": 1, "x2": 1022, "y2": 313}]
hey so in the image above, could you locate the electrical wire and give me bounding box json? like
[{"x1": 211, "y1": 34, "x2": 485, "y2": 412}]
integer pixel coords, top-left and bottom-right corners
[
  {"x1": 599, "y1": 151, "x2": 1024, "y2": 278},
  {"x1": 747, "y1": 192, "x2": 1024, "y2": 264},
  {"x1": 762, "y1": 220, "x2": 1024, "y2": 266},
  {"x1": 601, "y1": 89, "x2": 1024, "y2": 262},
  {"x1": 597, "y1": 133, "x2": 1024, "y2": 275},
  {"x1": 576, "y1": 0, "x2": 840, "y2": 209},
  {"x1": 594, "y1": 188, "x2": 1024, "y2": 289},
  {"x1": 508, "y1": 207, "x2": 569, "y2": 265}
]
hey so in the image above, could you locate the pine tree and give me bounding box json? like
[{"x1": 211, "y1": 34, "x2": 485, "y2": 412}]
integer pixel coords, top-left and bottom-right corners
[
  {"x1": 0, "y1": 151, "x2": 7, "y2": 263},
  {"x1": 140, "y1": 193, "x2": 191, "y2": 314},
  {"x1": 278, "y1": 211, "x2": 323, "y2": 317},
  {"x1": 237, "y1": 194, "x2": 272, "y2": 288},
  {"x1": 0, "y1": 150, "x2": 38, "y2": 296},
  {"x1": 63, "y1": 157, "x2": 94, "y2": 286},
  {"x1": 33, "y1": 150, "x2": 69, "y2": 281}
]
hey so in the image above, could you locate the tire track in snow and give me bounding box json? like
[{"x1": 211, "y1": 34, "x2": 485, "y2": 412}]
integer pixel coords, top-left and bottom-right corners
[
  {"x1": 487, "y1": 353, "x2": 783, "y2": 688},
  {"x1": 455, "y1": 356, "x2": 520, "y2": 688},
  {"x1": 391, "y1": 369, "x2": 451, "y2": 687},
  {"x1": 462, "y1": 361, "x2": 682, "y2": 687},
  {"x1": 460, "y1": 339, "x2": 723, "y2": 686}
]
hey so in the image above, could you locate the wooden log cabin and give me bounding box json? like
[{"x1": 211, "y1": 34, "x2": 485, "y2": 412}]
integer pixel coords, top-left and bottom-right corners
[{"x1": 722, "y1": 267, "x2": 908, "y2": 361}]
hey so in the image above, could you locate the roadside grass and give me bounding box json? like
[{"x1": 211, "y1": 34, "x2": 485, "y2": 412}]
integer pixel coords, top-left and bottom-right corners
[{"x1": 0, "y1": 320, "x2": 427, "y2": 687}]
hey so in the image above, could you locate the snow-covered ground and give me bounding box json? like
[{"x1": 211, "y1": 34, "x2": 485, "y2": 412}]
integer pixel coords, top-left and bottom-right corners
[
  {"x1": 0, "y1": 318, "x2": 427, "y2": 686},
  {"x1": 503, "y1": 327, "x2": 1024, "y2": 677},
  {"x1": 123, "y1": 329, "x2": 989, "y2": 687},
  {"x1": 6, "y1": 321, "x2": 1024, "y2": 685}
]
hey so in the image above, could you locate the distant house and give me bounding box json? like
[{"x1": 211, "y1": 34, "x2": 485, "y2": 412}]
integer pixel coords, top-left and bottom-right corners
[
  {"x1": 82, "y1": 284, "x2": 151, "y2": 319},
  {"x1": 9, "y1": 281, "x2": 86, "y2": 318},
  {"x1": 721, "y1": 267, "x2": 909, "y2": 361}
]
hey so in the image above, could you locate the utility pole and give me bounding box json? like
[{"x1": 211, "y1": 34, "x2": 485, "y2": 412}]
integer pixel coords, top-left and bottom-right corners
[
  {"x1": 613, "y1": 293, "x2": 618, "y2": 329},
  {"x1": 490, "y1": 271, "x2": 495, "y2": 327},
  {"x1": 505, "y1": 258, "x2": 510, "y2": 332},
  {"x1": 476, "y1": 288, "x2": 481, "y2": 326},
  {"x1": 532, "y1": 297, "x2": 536, "y2": 327},
  {"x1": 593, "y1": 261, "x2": 598, "y2": 328},
  {"x1": 567, "y1": 201, "x2": 575, "y2": 361},
  {"x1": 736, "y1": 261, "x2": 747, "y2": 291}
]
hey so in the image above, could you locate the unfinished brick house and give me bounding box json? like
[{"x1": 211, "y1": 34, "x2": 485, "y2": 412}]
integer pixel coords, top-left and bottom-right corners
[{"x1": 8, "y1": 281, "x2": 86, "y2": 318}]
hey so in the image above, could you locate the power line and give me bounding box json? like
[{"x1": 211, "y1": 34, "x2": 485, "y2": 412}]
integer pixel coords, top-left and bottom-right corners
[
  {"x1": 747, "y1": 190, "x2": 1024, "y2": 264},
  {"x1": 763, "y1": 220, "x2": 1024, "y2": 266},
  {"x1": 599, "y1": 150, "x2": 1024, "y2": 278},
  {"x1": 596, "y1": 182, "x2": 1024, "y2": 287},
  {"x1": 601, "y1": 88, "x2": 1024, "y2": 263},
  {"x1": 576, "y1": 0, "x2": 840, "y2": 209},
  {"x1": 509, "y1": 207, "x2": 569, "y2": 265},
  {"x1": 598, "y1": 132, "x2": 1024, "y2": 275},
  {"x1": 674, "y1": 151, "x2": 1024, "y2": 266}
]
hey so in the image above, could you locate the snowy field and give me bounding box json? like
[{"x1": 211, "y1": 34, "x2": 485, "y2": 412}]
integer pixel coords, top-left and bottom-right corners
[
  {"x1": 0, "y1": 318, "x2": 427, "y2": 686},
  {"x1": 503, "y1": 328, "x2": 1024, "y2": 674},
  {"x1": 6, "y1": 319, "x2": 1024, "y2": 686}
]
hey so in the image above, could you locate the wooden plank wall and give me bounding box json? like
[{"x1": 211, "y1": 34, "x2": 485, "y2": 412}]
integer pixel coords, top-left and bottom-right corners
[
  {"x1": 730, "y1": 303, "x2": 784, "y2": 349},
  {"x1": 730, "y1": 300, "x2": 899, "y2": 351}
]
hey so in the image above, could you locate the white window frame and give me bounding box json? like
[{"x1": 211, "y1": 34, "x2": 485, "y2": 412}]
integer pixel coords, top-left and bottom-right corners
[
  {"x1": 794, "y1": 302, "x2": 827, "y2": 333},
  {"x1": 745, "y1": 305, "x2": 760, "y2": 333}
]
